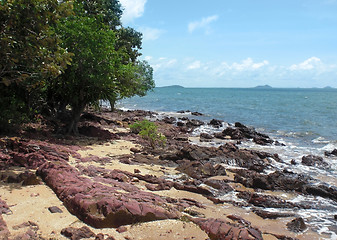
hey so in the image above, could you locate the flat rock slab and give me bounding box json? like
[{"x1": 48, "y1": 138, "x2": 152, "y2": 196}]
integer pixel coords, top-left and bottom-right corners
[{"x1": 37, "y1": 161, "x2": 180, "y2": 228}]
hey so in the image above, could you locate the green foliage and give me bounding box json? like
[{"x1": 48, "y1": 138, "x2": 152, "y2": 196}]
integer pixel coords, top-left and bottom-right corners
[
  {"x1": 0, "y1": 0, "x2": 72, "y2": 132},
  {"x1": 0, "y1": 0, "x2": 72, "y2": 85},
  {"x1": 0, "y1": 0, "x2": 155, "y2": 134},
  {"x1": 130, "y1": 120, "x2": 166, "y2": 149}
]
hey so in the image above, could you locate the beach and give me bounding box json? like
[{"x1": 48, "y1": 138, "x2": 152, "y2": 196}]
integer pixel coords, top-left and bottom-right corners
[{"x1": 0, "y1": 109, "x2": 336, "y2": 239}]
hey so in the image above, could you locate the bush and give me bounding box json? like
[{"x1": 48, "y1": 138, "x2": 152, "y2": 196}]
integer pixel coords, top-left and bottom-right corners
[{"x1": 130, "y1": 120, "x2": 166, "y2": 149}]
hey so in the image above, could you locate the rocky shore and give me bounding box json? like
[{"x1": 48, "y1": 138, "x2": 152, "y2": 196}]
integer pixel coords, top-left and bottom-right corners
[{"x1": 0, "y1": 109, "x2": 336, "y2": 239}]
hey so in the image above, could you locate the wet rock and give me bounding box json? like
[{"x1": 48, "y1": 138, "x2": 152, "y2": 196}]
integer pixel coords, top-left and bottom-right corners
[
  {"x1": 233, "y1": 169, "x2": 309, "y2": 192},
  {"x1": 203, "y1": 179, "x2": 234, "y2": 193},
  {"x1": 220, "y1": 122, "x2": 274, "y2": 145},
  {"x1": 61, "y1": 226, "x2": 96, "y2": 239},
  {"x1": 48, "y1": 206, "x2": 63, "y2": 213},
  {"x1": 252, "y1": 209, "x2": 295, "y2": 219},
  {"x1": 176, "y1": 160, "x2": 226, "y2": 179},
  {"x1": 237, "y1": 192, "x2": 303, "y2": 209},
  {"x1": 191, "y1": 111, "x2": 203, "y2": 116},
  {"x1": 286, "y1": 217, "x2": 307, "y2": 232},
  {"x1": 191, "y1": 217, "x2": 263, "y2": 240},
  {"x1": 200, "y1": 133, "x2": 213, "y2": 140},
  {"x1": 325, "y1": 149, "x2": 337, "y2": 157},
  {"x1": 209, "y1": 119, "x2": 223, "y2": 128},
  {"x1": 162, "y1": 116, "x2": 176, "y2": 124},
  {"x1": 303, "y1": 184, "x2": 337, "y2": 202},
  {"x1": 301, "y1": 155, "x2": 329, "y2": 168},
  {"x1": 186, "y1": 119, "x2": 204, "y2": 128}
]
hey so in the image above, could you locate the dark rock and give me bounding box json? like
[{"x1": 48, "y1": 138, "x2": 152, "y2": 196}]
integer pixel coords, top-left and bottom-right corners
[
  {"x1": 116, "y1": 226, "x2": 127, "y2": 233},
  {"x1": 78, "y1": 125, "x2": 119, "y2": 140},
  {"x1": 237, "y1": 192, "x2": 303, "y2": 209},
  {"x1": 191, "y1": 111, "x2": 203, "y2": 116},
  {"x1": 0, "y1": 198, "x2": 10, "y2": 214},
  {"x1": 334, "y1": 215, "x2": 337, "y2": 220},
  {"x1": 325, "y1": 149, "x2": 337, "y2": 157},
  {"x1": 95, "y1": 233, "x2": 105, "y2": 240},
  {"x1": 48, "y1": 206, "x2": 63, "y2": 213},
  {"x1": 191, "y1": 217, "x2": 263, "y2": 240},
  {"x1": 176, "y1": 121, "x2": 185, "y2": 127},
  {"x1": 291, "y1": 159, "x2": 297, "y2": 165},
  {"x1": 221, "y1": 122, "x2": 274, "y2": 145},
  {"x1": 186, "y1": 119, "x2": 204, "y2": 127},
  {"x1": 302, "y1": 155, "x2": 329, "y2": 168},
  {"x1": 61, "y1": 226, "x2": 96, "y2": 239},
  {"x1": 176, "y1": 160, "x2": 226, "y2": 179},
  {"x1": 303, "y1": 184, "x2": 337, "y2": 202},
  {"x1": 286, "y1": 217, "x2": 307, "y2": 232},
  {"x1": 162, "y1": 116, "x2": 176, "y2": 124},
  {"x1": 253, "y1": 209, "x2": 295, "y2": 219},
  {"x1": 200, "y1": 133, "x2": 213, "y2": 140},
  {"x1": 173, "y1": 135, "x2": 188, "y2": 141},
  {"x1": 130, "y1": 147, "x2": 141, "y2": 153},
  {"x1": 203, "y1": 179, "x2": 233, "y2": 193},
  {"x1": 233, "y1": 169, "x2": 310, "y2": 192},
  {"x1": 209, "y1": 119, "x2": 223, "y2": 128}
]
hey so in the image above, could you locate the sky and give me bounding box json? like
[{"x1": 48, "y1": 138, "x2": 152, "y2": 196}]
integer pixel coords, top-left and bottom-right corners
[{"x1": 119, "y1": 0, "x2": 337, "y2": 88}]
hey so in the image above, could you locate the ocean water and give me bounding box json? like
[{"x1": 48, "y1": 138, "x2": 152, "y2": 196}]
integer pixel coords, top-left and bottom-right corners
[
  {"x1": 118, "y1": 86, "x2": 337, "y2": 238},
  {"x1": 118, "y1": 87, "x2": 337, "y2": 145}
]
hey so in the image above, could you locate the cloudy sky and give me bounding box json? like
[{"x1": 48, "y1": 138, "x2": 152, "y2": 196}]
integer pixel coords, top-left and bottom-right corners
[{"x1": 119, "y1": 0, "x2": 337, "y2": 88}]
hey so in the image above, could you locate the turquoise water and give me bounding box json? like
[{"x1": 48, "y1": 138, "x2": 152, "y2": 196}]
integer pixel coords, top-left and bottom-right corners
[{"x1": 118, "y1": 87, "x2": 337, "y2": 146}]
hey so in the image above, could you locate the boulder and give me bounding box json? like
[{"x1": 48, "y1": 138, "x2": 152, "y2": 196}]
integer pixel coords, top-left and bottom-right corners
[
  {"x1": 61, "y1": 226, "x2": 95, "y2": 239},
  {"x1": 286, "y1": 217, "x2": 307, "y2": 232},
  {"x1": 325, "y1": 149, "x2": 337, "y2": 157},
  {"x1": 209, "y1": 119, "x2": 223, "y2": 128},
  {"x1": 301, "y1": 155, "x2": 329, "y2": 168},
  {"x1": 191, "y1": 217, "x2": 263, "y2": 240}
]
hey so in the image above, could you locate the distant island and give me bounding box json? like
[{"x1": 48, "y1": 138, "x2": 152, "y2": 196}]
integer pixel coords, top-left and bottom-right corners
[
  {"x1": 159, "y1": 85, "x2": 185, "y2": 88},
  {"x1": 253, "y1": 85, "x2": 273, "y2": 89}
]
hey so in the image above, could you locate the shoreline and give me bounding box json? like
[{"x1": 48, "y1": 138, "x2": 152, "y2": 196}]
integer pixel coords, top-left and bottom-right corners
[{"x1": 0, "y1": 109, "x2": 336, "y2": 239}]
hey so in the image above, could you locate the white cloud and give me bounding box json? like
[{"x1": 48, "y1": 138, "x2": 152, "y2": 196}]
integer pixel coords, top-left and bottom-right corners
[
  {"x1": 289, "y1": 57, "x2": 322, "y2": 70},
  {"x1": 148, "y1": 56, "x2": 337, "y2": 88},
  {"x1": 187, "y1": 61, "x2": 201, "y2": 70},
  {"x1": 138, "y1": 27, "x2": 164, "y2": 41},
  {"x1": 188, "y1": 15, "x2": 219, "y2": 33},
  {"x1": 230, "y1": 58, "x2": 269, "y2": 71},
  {"x1": 119, "y1": 0, "x2": 147, "y2": 24},
  {"x1": 147, "y1": 57, "x2": 177, "y2": 71}
]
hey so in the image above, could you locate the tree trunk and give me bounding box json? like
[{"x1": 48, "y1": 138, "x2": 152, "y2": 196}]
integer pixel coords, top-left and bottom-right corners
[
  {"x1": 67, "y1": 104, "x2": 85, "y2": 135},
  {"x1": 109, "y1": 99, "x2": 116, "y2": 112}
]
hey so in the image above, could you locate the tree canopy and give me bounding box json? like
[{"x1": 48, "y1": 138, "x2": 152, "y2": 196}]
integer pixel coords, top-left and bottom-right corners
[{"x1": 0, "y1": 0, "x2": 155, "y2": 134}]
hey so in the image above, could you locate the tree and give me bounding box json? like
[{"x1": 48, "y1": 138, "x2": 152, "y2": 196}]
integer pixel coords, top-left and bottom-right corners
[
  {"x1": 0, "y1": 0, "x2": 72, "y2": 131},
  {"x1": 47, "y1": 1, "x2": 154, "y2": 134},
  {"x1": 49, "y1": 15, "x2": 118, "y2": 134}
]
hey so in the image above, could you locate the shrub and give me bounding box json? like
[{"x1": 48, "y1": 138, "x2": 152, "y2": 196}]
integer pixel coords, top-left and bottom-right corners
[{"x1": 130, "y1": 120, "x2": 166, "y2": 149}]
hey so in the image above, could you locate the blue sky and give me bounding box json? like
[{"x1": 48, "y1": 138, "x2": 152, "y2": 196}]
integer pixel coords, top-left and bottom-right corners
[{"x1": 119, "y1": 0, "x2": 337, "y2": 88}]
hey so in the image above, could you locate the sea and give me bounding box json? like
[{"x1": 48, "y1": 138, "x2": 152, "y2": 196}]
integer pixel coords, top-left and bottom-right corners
[{"x1": 117, "y1": 86, "x2": 337, "y2": 238}]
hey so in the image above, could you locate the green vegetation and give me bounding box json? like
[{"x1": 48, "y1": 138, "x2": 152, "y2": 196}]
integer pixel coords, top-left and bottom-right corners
[
  {"x1": 0, "y1": 0, "x2": 154, "y2": 134},
  {"x1": 130, "y1": 120, "x2": 166, "y2": 149}
]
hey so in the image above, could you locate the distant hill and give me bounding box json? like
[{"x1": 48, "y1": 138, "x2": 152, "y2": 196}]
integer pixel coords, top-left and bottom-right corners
[
  {"x1": 254, "y1": 85, "x2": 272, "y2": 89},
  {"x1": 159, "y1": 85, "x2": 185, "y2": 88}
]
